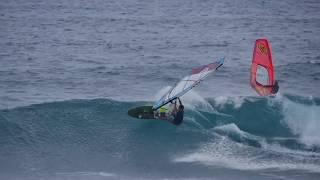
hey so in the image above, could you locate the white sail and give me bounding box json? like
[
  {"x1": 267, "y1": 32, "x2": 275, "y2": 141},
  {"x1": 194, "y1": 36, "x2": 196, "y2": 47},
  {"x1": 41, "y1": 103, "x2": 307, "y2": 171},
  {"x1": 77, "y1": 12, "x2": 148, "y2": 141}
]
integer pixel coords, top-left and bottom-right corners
[{"x1": 153, "y1": 58, "x2": 224, "y2": 110}]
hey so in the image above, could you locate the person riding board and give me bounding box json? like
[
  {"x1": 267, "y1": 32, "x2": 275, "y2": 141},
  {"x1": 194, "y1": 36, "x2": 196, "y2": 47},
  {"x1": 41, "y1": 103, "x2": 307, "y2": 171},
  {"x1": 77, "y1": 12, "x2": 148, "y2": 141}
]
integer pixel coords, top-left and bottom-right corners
[
  {"x1": 155, "y1": 98, "x2": 184, "y2": 125},
  {"x1": 168, "y1": 98, "x2": 184, "y2": 125},
  {"x1": 270, "y1": 80, "x2": 279, "y2": 94}
]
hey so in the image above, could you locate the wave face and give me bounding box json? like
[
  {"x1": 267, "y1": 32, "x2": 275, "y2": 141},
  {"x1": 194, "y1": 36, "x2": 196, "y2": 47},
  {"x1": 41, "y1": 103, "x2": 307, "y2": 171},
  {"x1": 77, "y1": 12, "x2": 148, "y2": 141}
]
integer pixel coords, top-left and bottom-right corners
[{"x1": 0, "y1": 95, "x2": 320, "y2": 179}]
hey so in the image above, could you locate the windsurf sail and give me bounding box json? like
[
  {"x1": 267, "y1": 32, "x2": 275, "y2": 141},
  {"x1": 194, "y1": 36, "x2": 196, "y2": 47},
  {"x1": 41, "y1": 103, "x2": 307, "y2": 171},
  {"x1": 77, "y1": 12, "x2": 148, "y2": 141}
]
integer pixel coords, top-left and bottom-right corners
[
  {"x1": 250, "y1": 39, "x2": 278, "y2": 96},
  {"x1": 152, "y1": 58, "x2": 224, "y2": 110}
]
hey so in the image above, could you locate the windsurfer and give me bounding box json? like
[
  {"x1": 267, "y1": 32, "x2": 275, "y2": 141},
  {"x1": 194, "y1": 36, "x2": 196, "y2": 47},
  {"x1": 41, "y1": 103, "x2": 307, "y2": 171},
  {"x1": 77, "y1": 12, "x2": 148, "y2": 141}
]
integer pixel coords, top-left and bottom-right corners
[
  {"x1": 168, "y1": 98, "x2": 184, "y2": 125},
  {"x1": 250, "y1": 39, "x2": 279, "y2": 96},
  {"x1": 154, "y1": 98, "x2": 184, "y2": 125},
  {"x1": 262, "y1": 80, "x2": 279, "y2": 94},
  {"x1": 271, "y1": 80, "x2": 279, "y2": 94}
]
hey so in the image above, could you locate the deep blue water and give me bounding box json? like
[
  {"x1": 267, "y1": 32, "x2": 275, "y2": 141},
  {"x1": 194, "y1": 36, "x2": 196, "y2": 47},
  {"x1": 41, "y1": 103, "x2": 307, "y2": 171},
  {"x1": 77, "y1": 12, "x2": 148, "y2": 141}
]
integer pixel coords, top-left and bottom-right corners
[{"x1": 1, "y1": 0, "x2": 320, "y2": 179}]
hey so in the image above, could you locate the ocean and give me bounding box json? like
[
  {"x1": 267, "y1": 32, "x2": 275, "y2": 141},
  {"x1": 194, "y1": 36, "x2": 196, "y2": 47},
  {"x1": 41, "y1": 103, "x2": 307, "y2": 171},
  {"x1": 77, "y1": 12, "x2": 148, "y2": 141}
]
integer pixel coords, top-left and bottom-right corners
[{"x1": 0, "y1": 0, "x2": 320, "y2": 179}]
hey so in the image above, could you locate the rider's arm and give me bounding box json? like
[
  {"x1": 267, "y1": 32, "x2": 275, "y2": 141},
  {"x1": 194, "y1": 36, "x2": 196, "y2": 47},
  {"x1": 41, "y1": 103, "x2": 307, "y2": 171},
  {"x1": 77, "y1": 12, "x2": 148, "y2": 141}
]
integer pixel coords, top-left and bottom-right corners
[
  {"x1": 178, "y1": 98, "x2": 182, "y2": 106},
  {"x1": 174, "y1": 100, "x2": 177, "y2": 112}
]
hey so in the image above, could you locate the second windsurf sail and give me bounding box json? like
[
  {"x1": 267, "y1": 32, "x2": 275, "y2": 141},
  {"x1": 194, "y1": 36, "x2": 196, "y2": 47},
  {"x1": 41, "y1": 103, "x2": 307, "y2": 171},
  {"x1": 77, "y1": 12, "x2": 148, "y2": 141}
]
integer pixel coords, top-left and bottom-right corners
[{"x1": 250, "y1": 39, "x2": 279, "y2": 96}]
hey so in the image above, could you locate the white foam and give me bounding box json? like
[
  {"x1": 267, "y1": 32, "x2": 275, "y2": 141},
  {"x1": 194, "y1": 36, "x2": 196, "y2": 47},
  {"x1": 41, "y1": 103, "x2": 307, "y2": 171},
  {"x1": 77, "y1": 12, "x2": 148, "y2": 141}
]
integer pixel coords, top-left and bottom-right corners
[
  {"x1": 181, "y1": 90, "x2": 215, "y2": 113},
  {"x1": 266, "y1": 93, "x2": 283, "y2": 107},
  {"x1": 174, "y1": 137, "x2": 320, "y2": 173},
  {"x1": 282, "y1": 97, "x2": 320, "y2": 147},
  {"x1": 213, "y1": 123, "x2": 243, "y2": 134},
  {"x1": 213, "y1": 123, "x2": 262, "y2": 142},
  {"x1": 56, "y1": 171, "x2": 116, "y2": 177},
  {"x1": 261, "y1": 141, "x2": 320, "y2": 158},
  {"x1": 213, "y1": 96, "x2": 245, "y2": 109}
]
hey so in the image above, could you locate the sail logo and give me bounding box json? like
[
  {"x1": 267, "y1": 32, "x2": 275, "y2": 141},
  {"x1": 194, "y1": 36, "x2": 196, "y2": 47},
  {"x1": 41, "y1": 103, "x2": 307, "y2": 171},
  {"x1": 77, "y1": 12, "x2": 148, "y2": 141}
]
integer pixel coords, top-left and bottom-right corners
[{"x1": 258, "y1": 44, "x2": 268, "y2": 55}]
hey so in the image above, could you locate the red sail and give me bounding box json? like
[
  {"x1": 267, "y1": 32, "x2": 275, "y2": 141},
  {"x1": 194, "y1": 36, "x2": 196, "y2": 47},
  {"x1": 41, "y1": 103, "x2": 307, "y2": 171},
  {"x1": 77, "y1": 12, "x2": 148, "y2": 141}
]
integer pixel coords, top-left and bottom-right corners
[{"x1": 250, "y1": 39, "x2": 277, "y2": 96}]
